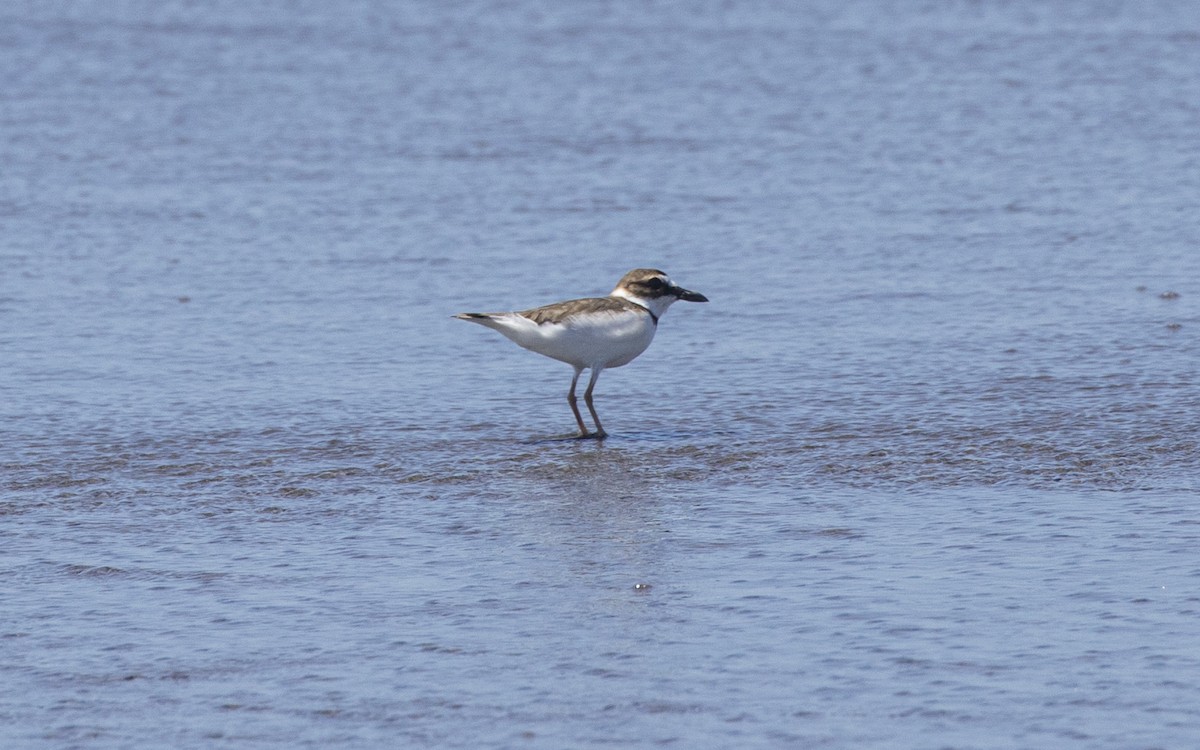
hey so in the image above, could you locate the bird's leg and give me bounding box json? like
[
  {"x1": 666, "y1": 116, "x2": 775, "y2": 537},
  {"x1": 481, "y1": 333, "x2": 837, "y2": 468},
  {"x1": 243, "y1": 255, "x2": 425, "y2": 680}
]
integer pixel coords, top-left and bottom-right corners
[
  {"x1": 583, "y1": 367, "x2": 606, "y2": 439},
  {"x1": 567, "y1": 367, "x2": 589, "y2": 437}
]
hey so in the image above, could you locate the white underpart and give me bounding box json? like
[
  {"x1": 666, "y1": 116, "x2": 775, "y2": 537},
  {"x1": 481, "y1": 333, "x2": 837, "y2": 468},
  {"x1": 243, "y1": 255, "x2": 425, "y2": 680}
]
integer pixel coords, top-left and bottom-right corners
[{"x1": 466, "y1": 307, "x2": 657, "y2": 370}]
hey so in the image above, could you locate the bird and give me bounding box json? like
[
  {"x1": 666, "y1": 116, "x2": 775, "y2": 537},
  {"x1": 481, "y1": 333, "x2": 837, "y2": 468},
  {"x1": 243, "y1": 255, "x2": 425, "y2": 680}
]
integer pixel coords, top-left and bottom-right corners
[{"x1": 454, "y1": 268, "x2": 708, "y2": 439}]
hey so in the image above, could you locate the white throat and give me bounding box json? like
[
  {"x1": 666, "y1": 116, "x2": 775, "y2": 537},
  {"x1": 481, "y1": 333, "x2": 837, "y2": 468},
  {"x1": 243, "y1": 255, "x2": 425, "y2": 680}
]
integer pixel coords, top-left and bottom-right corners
[{"x1": 612, "y1": 289, "x2": 677, "y2": 321}]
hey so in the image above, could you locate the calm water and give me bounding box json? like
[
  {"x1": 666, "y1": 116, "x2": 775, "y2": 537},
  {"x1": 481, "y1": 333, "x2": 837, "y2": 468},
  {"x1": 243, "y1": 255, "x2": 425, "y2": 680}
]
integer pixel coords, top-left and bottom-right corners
[{"x1": 3, "y1": 1, "x2": 1200, "y2": 747}]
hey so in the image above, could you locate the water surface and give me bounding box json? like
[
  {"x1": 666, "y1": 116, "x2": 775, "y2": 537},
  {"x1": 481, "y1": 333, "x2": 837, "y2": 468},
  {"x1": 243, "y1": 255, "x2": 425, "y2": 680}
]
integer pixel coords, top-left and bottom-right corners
[{"x1": 3, "y1": 1, "x2": 1199, "y2": 747}]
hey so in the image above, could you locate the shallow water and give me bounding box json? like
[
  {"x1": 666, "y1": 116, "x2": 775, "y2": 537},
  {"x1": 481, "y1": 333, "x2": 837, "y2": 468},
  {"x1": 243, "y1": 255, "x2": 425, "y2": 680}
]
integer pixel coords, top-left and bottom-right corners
[{"x1": 3, "y1": 1, "x2": 1200, "y2": 748}]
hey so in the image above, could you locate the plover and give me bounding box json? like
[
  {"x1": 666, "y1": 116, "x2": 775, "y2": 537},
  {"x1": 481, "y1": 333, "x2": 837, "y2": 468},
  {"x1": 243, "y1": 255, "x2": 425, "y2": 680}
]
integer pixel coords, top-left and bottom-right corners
[{"x1": 455, "y1": 268, "x2": 708, "y2": 438}]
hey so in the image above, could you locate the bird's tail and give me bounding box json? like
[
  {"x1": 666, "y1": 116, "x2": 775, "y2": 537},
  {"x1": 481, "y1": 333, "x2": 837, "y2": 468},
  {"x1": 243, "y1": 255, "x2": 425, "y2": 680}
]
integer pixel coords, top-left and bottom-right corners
[{"x1": 453, "y1": 312, "x2": 506, "y2": 331}]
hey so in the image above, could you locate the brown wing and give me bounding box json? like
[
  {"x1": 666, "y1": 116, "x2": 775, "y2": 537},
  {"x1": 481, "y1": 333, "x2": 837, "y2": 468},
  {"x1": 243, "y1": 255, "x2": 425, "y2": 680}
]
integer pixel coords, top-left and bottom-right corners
[{"x1": 519, "y1": 297, "x2": 648, "y2": 325}]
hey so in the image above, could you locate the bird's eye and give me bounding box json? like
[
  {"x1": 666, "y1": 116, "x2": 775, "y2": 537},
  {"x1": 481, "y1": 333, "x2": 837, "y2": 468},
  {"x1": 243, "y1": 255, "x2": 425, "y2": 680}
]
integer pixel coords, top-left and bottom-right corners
[{"x1": 646, "y1": 278, "x2": 665, "y2": 289}]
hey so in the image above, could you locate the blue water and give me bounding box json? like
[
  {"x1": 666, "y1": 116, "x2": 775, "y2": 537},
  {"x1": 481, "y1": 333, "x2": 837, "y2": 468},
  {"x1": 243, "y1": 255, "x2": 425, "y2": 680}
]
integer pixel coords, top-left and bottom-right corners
[{"x1": 3, "y1": 1, "x2": 1200, "y2": 747}]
